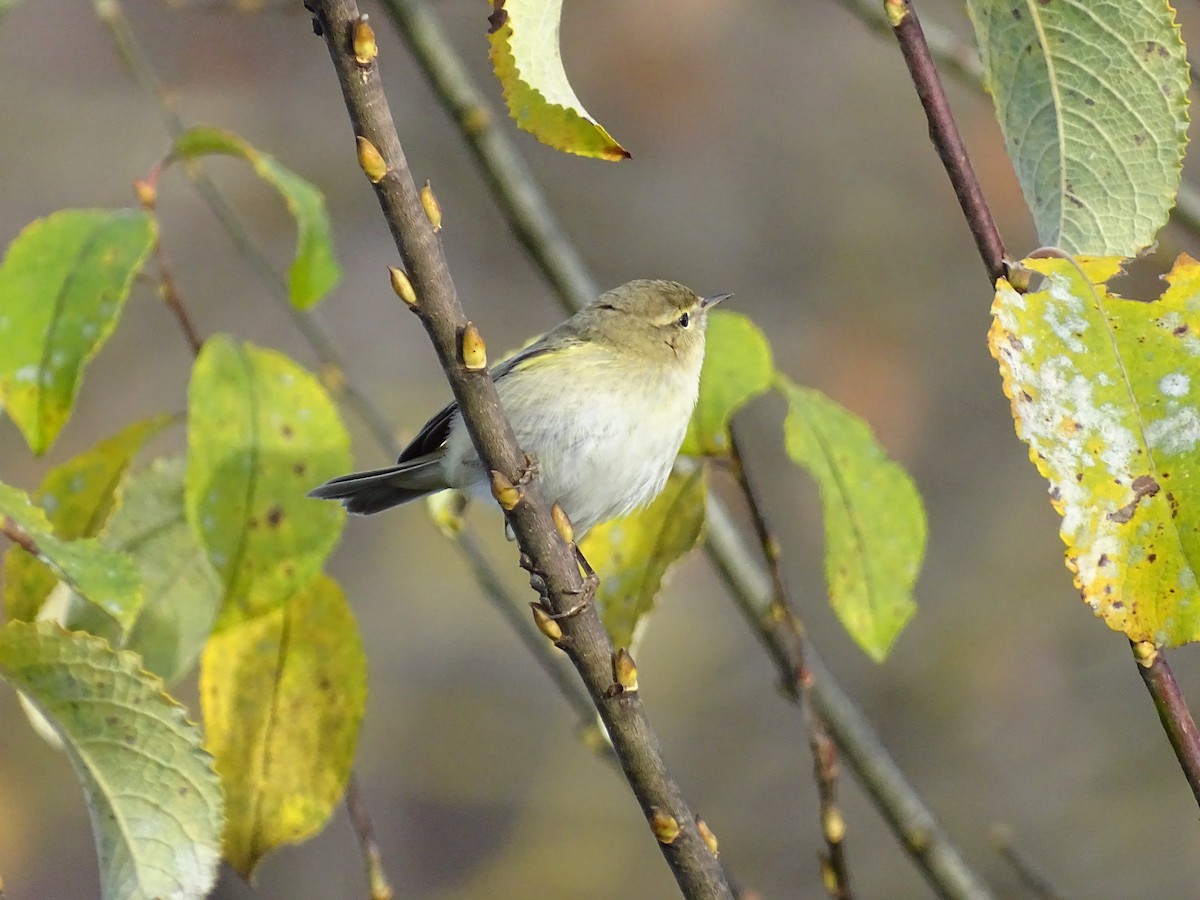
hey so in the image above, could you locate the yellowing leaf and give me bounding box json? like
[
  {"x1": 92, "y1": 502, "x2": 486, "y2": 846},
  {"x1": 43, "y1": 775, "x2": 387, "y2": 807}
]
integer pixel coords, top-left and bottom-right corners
[
  {"x1": 967, "y1": 0, "x2": 1189, "y2": 256},
  {"x1": 580, "y1": 468, "x2": 707, "y2": 650},
  {"x1": 0, "y1": 621, "x2": 222, "y2": 900},
  {"x1": 200, "y1": 574, "x2": 366, "y2": 877},
  {"x1": 0, "y1": 209, "x2": 155, "y2": 453},
  {"x1": 990, "y1": 254, "x2": 1200, "y2": 645},
  {"x1": 681, "y1": 311, "x2": 774, "y2": 456},
  {"x1": 0, "y1": 482, "x2": 142, "y2": 632},
  {"x1": 779, "y1": 380, "x2": 924, "y2": 661},
  {"x1": 2, "y1": 416, "x2": 169, "y2": 623},
  {"x1": 169, "y1": 127, "x2": 340, "y2": 309},
  {"x1": 185, "y1": 337, "x2": 351, "y2": 627},
  {"x1": 487, "y1": 0, "x2": 629, "y2": 160}
]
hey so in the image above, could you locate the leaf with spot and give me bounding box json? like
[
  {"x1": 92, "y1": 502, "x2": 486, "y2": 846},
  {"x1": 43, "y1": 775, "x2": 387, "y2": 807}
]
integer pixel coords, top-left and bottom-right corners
[
  {"x1": 0, "y1": 481, "x2": 142, "y2": 633},
  {"x1": 0, "y1": 620, "x2": 222, "y2": 900},
  {"x1": 580, "y1": 468, "x2": 707, "y2": 651},
  {"x1": 168, "y1": 127, "x2": 340, "y2": 309},
  {"x1": 185, "y1": 337, "x2": 351, "y2": 627},
  {"x1": 680, "y1": 311, "x2": 774, "y2": 457},
  {"x1": 966, "y1": 0, "x2": 1189, "y2": 256},
  {"x1": 200, "y1": 574, "x2": 366, "y2": 877},
  {"x1": 100, "y1": 457, "x2": 221, "y2": 684},
  {"x1": 779, "y1": 379, "x2": 924, "y2": 661},
  {"x1": 0, "y1": 209, "x2": 156, "y2": 454},
  {"x1": 991, "y1": 254, "x2": 1200, "y2": 645},
  {"x1": 487, "y1": 0, "x2": 629, "y2": 160},
  {"x1": 3, "y1": 416, "x2": 170, "y2": 624}
]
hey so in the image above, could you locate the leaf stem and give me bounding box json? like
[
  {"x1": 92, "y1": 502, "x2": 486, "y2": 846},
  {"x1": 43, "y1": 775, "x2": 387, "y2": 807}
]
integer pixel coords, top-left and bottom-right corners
[
  {"x1": 728, "y1": 429, "x2": 852, "y2": 900},
  {"x1": 883, "y1": 0, "x2": 1007, "y2": 284},
  {"x1": 1131, "y1": 641, "x2": 1200, "y2": 808},
  {"x1": 307, "y1": 3, "x2": 731, "y2": 895},
  {"x1": 344, "y1": 774, "x2": 395, "y2": 900}
]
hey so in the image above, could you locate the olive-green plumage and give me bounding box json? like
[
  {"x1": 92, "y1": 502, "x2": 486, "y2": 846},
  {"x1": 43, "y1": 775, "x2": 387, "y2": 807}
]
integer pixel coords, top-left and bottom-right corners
[{"x1": 308, "y1": 279, "x2": 728, "y2": 536}]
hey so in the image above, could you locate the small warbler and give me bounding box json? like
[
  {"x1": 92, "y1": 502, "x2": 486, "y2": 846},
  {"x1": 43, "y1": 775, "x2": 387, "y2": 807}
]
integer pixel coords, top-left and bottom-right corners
[{"x1": 309, "y1": 279, "x2": 729, "y2": 536}]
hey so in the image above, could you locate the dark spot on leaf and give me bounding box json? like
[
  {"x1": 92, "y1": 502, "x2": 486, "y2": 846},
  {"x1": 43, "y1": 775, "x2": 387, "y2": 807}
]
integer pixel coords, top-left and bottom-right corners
[
  {"x1": 281, "y1": 424, "x2": 294, "y2": 439},
  {"x1": 1112, "y1": 601, "x2": 1124, "y2": 610},
  {"x1": 1084, "y1": 97, "x2": 1095, "y2": 107},
  {"x1": 282, "y1": 563, "x2": 295, "y2": 578},
  {"x1": 1148, "y1": 553, "x2": 1157, "y2": 563},
  {"x1": 1008, "y1": 334, "x2": 1024, "y2": 351},
  {"x1": 1133, "y1": 133, "x2": 1146, "y2": 146},
  {"x1": 124, "y1": 733, "x2": 136, "y2": 745},
  {"x1": 1132, "y1": 474, "x2": 1160, "y2": 499},
  {"x1": 1167, "y1": 491, "x2": 1179, "y2": 517},
  {"x1": 248, "y1": 517, "x2": 259, "y2": 530},
  {"x1": 1076, "y1": 473, "x2": 1084, "y2": 482},
  {"x1": 1098, "y1": 554, "x2": 1109, "y2": 567},
  {"x1": 1104, "y1": 585, "x2": 1113, "y2": 595},
  {"x1": 487, "y1": 0, "x2": 507, "y2": 33},
  {"x1": 267, "y1": 505, "x2": 284, "y2": 527},
  {"x1": 1049, "y1": 486, "x2": 1061, "y2": 502},
  {"x1": 1020, "y1": 390, "x2": 1033, "y2": 403},
  {"x1": 1066, "y1": 193, "x2": 1084, "y2": 209},
  {"x1": 293, "y1": 461, "x2": 307, "y2": 476},
  {"x1": 179, "y1": 786, "x2": 190, "y2": 797},
  {"x1": 319, "y1": 677, "x2": 332, "y2": 691},
  {"x1": 1107, "y1": 501, "x2": 1137, "y2": 524},
  {"x1": 105, "y1": 715, "x2": 119, "y2": 727},
  {"x1": 1011, "y1": 7, "x2": 1021, "y2": 18},
  {"x1": 1174, "y1": 324, "x2": 1189, "y2": 336}
]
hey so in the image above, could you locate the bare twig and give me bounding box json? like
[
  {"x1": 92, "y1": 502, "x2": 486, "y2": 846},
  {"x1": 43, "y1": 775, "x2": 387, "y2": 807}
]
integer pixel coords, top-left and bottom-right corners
[
  {"x1": 307, "y1": 3, "x2": 731, "y2": 895},
  {"x1": 1132, "y1": 641, "x2": 1200, "y2": 808},
  {"x1": 704, "y1": 498, "x2": 994, "y2": 900},
  {"x1": 344, "y1": 775, "x2": 395, "y2": 900},
  {"x1": 883, "y1": 0, "x2": 1007, "y2": 284},
  {"x1": 728, "y1": 430, "x2": 851, "y2": 900},
  {"x1": 988, "y1": 824, "x2": 1065, "y2": 900}
]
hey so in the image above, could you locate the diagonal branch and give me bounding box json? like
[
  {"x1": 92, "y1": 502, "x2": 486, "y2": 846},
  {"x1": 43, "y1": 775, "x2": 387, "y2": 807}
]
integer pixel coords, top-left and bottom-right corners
[{"x1": 306, "y1": 3, "x2": 731, "y2": 896}]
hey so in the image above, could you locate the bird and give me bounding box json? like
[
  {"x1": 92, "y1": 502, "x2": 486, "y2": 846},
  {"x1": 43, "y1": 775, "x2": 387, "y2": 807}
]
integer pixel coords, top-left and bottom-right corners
[{"x1": 308, "y1": 279, "x2": 729, "y2": 537}]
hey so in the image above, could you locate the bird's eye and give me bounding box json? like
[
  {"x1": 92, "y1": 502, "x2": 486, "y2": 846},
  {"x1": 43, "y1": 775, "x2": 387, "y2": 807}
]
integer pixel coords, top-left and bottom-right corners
[{"x1": 677, "y1": 312, "x2": 690, "y2": 328}]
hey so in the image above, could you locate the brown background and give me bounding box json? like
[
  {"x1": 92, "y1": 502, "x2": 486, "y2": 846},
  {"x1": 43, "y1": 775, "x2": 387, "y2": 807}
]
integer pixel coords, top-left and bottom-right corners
[{"x1": 2, "y1": 0, "x2": 1200, "y2": 896}]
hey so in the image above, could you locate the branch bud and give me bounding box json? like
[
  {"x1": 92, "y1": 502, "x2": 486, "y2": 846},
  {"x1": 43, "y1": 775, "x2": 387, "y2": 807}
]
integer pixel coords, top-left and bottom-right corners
[
  {"x1": 530, "y1": 602, "x2": 564, "y2": 642},
  {"x1": 822, "y1": 805, "x2": 846, "y2": 844},
  {"x1": 133, "y1": 178, "x2": 157, "y2": 210},
  {"x1": 461, "y1": 322, "x2": 488, "y2": 370},
  {"x1": 884, "y1": 0, "x2": 907, "y2": 27},
  {"x1": 352, "y1": 15, "x2": 378, "y2": 66},
  {"x1": 1133, "y1": 640, "x2": 1158, "y2": 668},
  {"x1": 551, "y1": 503, "x2": 574, "y2": 544},
  {"x1": 695, "y1": 816, "x2": 719, "y2": 856},
  {"x1": 613, "y1": 648, "x2": 638, "y2": 693},
  {"x1": 420, "y1": 180, "x2": 442, "y2": 232},
  {"x1": 489, "y1": 470, "x2": 524, "y2": 510},
  {"x1": 648, "y1": 808, "x2": 680, "y2": 845},
  {"x1": 356, "y1": 136, "x2": 387, "y2": 183},
  {"x1": 389, "y1": 266, "x2": 417, "y2": 306}
]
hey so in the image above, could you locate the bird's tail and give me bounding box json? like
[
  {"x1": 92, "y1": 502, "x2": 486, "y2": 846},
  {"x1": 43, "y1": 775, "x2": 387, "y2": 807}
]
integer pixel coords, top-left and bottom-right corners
[{"x1": 307, "y1": 455, "x2": 447, "y2": 515}]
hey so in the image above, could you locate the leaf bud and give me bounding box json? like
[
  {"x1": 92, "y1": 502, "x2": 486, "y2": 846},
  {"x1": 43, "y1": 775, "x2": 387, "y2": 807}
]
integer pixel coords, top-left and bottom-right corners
[
  {"x1": 389, "y1": 266, "x2": 417, "y2": 306},
  {"x1": 356, "y1": 136, "x2": 387, "y2": 183},
  {"x1": 420, "y1": 180, "x2": 442, "y2": 232},
  {"x1": 695, "y1": 816, "x2": 719, "y2": 856},
  {"x1": 489, "y1": 470, "x2": 523, "y2": 510},
  {"x1": 613, "y1": 647, "x2": 638, "y2": 693},
  {"x1": 551, "y1": 503, "x2": 574, "y2": 544},
  {"x1": 352, "y1": 15, "x2": 378, "y2": 66},
  {"x1": 822, "y1": 805, "x2": 846, "y2": 844},
  {"x1": 648, "y1": 808, "x2": 680, "y2": 845},
  {"x1": 461, "y1": 322, "x2": 488, "y2": 370},
  {"x1": 530, "y1": 602, "x2": 564, "y2": 642}
]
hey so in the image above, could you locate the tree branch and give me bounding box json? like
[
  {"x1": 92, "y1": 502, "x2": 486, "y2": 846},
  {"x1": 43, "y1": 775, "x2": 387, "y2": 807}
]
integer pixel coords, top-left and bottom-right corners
[
  {"x1": 728, "y1": 430, "x2": 852, "y2": 900},
  {"x1": 306, "y1": 3, "x2": 731, "y2": 895},
  {"x1": 883, "y1": 0, "x2": 1007, "y2": 285},
  {"x1": 344, "y1": 774, "x2": 395, "y2": 900}
]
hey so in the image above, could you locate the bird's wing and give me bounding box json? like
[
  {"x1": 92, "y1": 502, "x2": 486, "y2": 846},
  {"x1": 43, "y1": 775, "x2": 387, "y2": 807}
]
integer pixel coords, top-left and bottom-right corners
[{"x1": 395, "y1": 338, "x2": 571, "y2": 463}]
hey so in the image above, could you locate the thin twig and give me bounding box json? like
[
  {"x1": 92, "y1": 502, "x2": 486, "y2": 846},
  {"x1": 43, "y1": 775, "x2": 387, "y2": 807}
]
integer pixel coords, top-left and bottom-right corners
[
  {"x1": 988, "y1": 824, "x2": 1066, "y2": 900},
  {"x1": 378, "y1": 0, "x2": 993, "y2": 895},
  {"x1": 728, "y1": 429, "x2": 851, "y2": 900},
  {"x1": 144, "y1": 218, "x2": 205, "y2": 355},
  {"x1": 883, "y1": 0, "x2": 1007, "y2": 284},
  {"x1": 344, "y1": 774, "x2": 396, "y2": 900},
  {"x1": 307, "y1": 4, "x2": 731, "y2": 895},
  {"x1": 95, "y1": 0, "x2": 401, "y2": 457},
  {"x1": 704, "y1": 498, "x2": 994, "y2": 900},
  {"x1": 1131, "y1": 641, "x2": 1200, "y2": 808}
]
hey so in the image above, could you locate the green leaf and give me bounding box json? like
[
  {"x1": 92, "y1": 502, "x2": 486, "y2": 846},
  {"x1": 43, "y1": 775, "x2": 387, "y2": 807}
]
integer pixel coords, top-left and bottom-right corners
[
  {"x1": 0, "y1": 620, "x2": 222, "y2": 900},
  {"x1": 101, "y1": 457, "x2": 221, "y2": 684},
  {"x1": 487, "y1": 0, "x2": 629, "y2": 160},
  {"x1": 580, "y1": 468, "x2": 707, "y2": 650},
  {"x1": 2, "y1": 416, "x2": 170, "y2": 623},
  {"x1": 966, "y1": 0, "x2": 1189, "y2": 256},
  {"x1": 0, "y1": 209, "x2": 156, "y2": 453},
  {"x1": 169, "y1": 127, "x2": 340, "y2": 309},
  {"x1": 991, "y1": 254, "x2": 1200, "y2": 646},
  {"x1": 200, "y1": 574, "x2": 366, "y2": 877},
  {"x1": 681, "y1": 311, "x2": 774, "y2": 456},
  {"x1": 185, "y1": 337, "x2": 351, "y2": 626},
  {"x1": 778, "y1": 379, "x2": 924, "y2": 661},
  {"x1": 0, "y1": 482, "x2": 142, "y2": 632}
]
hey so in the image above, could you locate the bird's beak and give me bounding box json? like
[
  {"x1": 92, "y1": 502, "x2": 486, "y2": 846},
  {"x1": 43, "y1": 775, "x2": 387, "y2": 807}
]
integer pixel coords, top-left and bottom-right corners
[{"x1": 701, "y1": 292, "x2": 733, "y2": 310}]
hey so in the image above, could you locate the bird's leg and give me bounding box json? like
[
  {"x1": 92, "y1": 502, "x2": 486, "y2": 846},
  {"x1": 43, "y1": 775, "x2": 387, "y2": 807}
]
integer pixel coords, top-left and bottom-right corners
[
  {"x1": 517, "y1": 452, "x2": 539, "y2": 486},
  {"x1": 547, "y1": 544, "x2": 599, "y2": 620}
]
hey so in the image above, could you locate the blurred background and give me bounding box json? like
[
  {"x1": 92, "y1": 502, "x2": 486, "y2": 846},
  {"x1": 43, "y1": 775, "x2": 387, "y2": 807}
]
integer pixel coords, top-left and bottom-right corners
[{"x1": 3, "y1": 0, "x2": 1200, "y2": 896}]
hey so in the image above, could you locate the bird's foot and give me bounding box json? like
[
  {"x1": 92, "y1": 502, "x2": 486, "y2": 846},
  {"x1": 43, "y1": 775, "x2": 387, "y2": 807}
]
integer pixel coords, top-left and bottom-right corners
[{"x1": 517, "y1": 453, "x2": 539, "y2": 486}]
